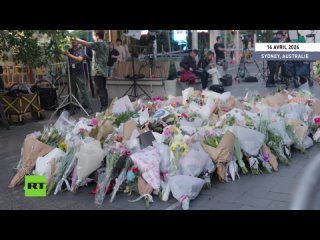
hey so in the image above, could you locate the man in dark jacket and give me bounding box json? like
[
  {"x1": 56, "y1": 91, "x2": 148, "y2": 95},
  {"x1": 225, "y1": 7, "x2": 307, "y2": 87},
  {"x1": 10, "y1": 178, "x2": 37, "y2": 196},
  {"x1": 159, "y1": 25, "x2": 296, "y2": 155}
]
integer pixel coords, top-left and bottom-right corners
[
  {"x1": 180, "y1": 49, "x2": 198, "y2": 71},
  {"x1": 0, "y1": 65, "x2": 4, "y2": 91},
  {"x1": 266, "y1": 30, "x2": 284, "y2": 87}
]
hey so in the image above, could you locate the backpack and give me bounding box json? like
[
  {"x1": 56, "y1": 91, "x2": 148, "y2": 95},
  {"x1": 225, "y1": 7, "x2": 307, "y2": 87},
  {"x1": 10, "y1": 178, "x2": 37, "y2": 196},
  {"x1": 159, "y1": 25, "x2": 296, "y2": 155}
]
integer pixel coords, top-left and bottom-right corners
[{"x1": 180, "y1": 70, "x2": 196, "y2": 84}]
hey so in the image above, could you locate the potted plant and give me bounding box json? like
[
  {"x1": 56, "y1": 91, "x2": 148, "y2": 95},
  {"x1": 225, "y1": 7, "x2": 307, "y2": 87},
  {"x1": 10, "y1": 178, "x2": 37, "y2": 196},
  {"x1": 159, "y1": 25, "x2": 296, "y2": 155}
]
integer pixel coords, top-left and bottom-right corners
[
  {"x1": 164, "y1": 61, "x2": 178, "y2": 96},
  {"x1": 314, "y1": 61, "x2": 320, "y2": 84}
]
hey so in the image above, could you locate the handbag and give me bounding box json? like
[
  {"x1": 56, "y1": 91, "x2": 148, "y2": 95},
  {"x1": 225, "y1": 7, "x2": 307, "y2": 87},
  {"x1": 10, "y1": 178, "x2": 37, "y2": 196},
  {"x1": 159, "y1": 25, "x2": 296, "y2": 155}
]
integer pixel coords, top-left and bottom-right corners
[
  {"x1": 31, "y1": 80, "x2": 58, "y2": 110},
  {"x1": 180, "y1": 70, "x2": 196, "y2": 84}
]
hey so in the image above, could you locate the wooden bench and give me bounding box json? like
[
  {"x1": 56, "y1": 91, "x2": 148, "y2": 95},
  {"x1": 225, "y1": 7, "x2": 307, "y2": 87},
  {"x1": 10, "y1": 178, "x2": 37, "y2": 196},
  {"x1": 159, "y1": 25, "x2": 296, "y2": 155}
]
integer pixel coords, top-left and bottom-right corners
[{"x1": 108, "y1": 60, "x2": 172, "y2": 98}]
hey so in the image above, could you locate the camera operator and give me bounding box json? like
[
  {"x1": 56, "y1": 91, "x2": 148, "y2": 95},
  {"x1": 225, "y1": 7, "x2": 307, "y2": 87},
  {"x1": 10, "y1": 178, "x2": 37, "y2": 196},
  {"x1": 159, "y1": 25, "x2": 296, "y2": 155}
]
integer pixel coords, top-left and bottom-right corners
[
  {"x1": 64, "y1": 39, "x2": 93, "y2": 114},
  {"x1": 266, "y1": 30, "x2": 284, "y2": 87},
  {"x1": 214, "y1": 36, "x2": 227, "y2": 64}
]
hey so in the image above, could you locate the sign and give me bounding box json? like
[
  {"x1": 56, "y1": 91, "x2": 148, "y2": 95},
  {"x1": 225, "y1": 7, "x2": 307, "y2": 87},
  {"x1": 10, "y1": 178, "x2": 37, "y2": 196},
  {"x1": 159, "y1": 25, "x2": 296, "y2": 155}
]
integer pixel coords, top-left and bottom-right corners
[
  {"x1": 253, "y1": 43, "x2": 320, "y2": 61},
  {"x1": 25, "y1": 176, "x2": 46, "y2": 197},
  {"x1": 123, "y1": 30, "x2": 142, "y2": 40},
  {"x1": 153, "y1": 109, "x2": 170, "y2": 119},
  {"x1": 173, "y1": 30, "x2": 187, "y2": 43}
]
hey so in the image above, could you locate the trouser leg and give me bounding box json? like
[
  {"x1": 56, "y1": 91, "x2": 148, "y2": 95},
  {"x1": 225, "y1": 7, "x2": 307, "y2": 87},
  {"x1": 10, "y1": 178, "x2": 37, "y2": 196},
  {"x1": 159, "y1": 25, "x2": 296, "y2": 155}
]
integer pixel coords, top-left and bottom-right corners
[
  {"x1": 75, "y1": 74, "x2": 91, "y2": 109},
  {"x1": 267, "y1": 61, "x2": 276, "y2": 84},
  {"x1": 93, "y1": 76, "x2": 108, "y2": 109}
]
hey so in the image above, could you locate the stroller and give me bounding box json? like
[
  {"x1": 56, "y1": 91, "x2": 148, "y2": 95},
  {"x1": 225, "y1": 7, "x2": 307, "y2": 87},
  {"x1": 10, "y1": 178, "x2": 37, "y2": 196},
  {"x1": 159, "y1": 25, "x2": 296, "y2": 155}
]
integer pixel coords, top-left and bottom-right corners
[{"x1": 281, "y1": 61, "x2": 313, "y2": 89}]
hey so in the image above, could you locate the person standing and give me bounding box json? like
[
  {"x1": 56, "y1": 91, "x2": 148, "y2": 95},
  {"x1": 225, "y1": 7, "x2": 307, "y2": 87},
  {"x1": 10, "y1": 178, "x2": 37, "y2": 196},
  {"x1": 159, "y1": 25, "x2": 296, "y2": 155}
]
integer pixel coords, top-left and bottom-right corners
[
  {"x1": 77, "y1": 30, "x2": 109, "y2": 111},
  {"x1": 214, "y1": 36, "x2": 227, "y2": 64},
  {"x1": 266, "y1": 30, "x2": 284, "y2": 87},
  {"x1": 115, "y1": 38, "x2": 126, "y2": 62},
  {"x1": 65, "y1": 39, "x2": 93, "y2": 114},
  {"x1": 81, "y1": 38, "x2": 95, "y2": 98},
  {"x1": 107, "y1": 41, "x2": 119, "y2": 77}
]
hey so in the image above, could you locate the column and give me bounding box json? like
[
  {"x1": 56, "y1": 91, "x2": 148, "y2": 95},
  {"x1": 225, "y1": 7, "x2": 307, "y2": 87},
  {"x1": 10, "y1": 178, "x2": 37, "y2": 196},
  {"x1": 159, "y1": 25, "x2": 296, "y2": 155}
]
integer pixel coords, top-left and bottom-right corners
[
  {"x1": 235, "y1": 30, "x2": 240, "y2": 64},
  {"x1": 192, "y1": 30, "x2": 198, "y2": 50},
  {"x1": 153, "y1": 39, "x2": 157, "y2": 59},
  {"x1": 209, "y1": 30, "x2": 214, "y2": 49}
]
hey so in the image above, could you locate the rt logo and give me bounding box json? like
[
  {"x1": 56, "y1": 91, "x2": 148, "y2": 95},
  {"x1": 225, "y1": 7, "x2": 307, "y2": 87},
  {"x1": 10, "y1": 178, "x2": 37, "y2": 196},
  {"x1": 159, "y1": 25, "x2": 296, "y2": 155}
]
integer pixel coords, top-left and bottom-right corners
[{"x1": 24, "y1": 176, "x2": 46, "y2": 197}]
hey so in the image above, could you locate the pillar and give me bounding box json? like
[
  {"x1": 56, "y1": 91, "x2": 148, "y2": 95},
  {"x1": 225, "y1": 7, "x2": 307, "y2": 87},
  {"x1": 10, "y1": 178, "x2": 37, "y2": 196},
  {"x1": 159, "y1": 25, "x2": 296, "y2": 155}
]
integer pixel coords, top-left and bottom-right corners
[
  {"x1": 192, "y1": 30, "x2": 198, "y2": 50},
  {"x1": 235, "y1": 30, "x2": 240, "y2": 64}
]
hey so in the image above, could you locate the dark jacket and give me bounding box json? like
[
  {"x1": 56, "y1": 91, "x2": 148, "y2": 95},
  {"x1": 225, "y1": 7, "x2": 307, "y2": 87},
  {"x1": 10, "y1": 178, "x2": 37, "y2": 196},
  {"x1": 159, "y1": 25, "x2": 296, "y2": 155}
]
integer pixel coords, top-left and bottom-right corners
[
  {"x1": 82, "y1": 46, "x2": 93, "y2": 61},
  {"x1": 180, "y1": 55, "x2": 196, "y2": 71},
  {"x1": 197, "y1": 58, "x2": 211, "y2": 71},
  {"x1": 107, "y1": 48, "x2": 120, "y2": 67}
]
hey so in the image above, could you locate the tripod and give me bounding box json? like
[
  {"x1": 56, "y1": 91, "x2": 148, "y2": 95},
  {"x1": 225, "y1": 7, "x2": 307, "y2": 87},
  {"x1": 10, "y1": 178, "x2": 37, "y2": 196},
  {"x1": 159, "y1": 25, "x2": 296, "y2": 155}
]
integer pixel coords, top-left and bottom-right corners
[
  {"x1": 50, "y1": 57, "x2": 89, "y2": 120},
  {"x1": 122, "y1": 53, "x2": 151, "y2": 100},
  {"x1": 235, "y1": 49, "x2": 250, "y2": 82},
  {"x1": 235, "y1": 48, "x2": 264, "y2": 82}
]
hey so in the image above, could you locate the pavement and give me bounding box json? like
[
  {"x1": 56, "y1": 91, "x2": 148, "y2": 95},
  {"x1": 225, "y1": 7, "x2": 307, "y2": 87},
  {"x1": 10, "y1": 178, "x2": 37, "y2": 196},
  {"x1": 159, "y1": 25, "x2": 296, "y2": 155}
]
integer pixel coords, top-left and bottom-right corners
[{"x1": 1, "y1": 61, "x2": 320, "y2": 210}]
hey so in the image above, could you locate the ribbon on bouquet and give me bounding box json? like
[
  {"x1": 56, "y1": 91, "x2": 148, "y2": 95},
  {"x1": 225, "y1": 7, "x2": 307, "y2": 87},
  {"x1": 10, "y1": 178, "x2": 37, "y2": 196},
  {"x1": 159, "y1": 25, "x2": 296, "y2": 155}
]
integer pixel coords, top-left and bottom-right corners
[
  {"x1": 128, "y1": 194, "x2": 154, "y2": 203},
  {"x1": 179, "y1": 195, "x2": 189, "y2": 205},
  {"x1": 54, "y1": 177, "x2": 71, "y2": 195}
]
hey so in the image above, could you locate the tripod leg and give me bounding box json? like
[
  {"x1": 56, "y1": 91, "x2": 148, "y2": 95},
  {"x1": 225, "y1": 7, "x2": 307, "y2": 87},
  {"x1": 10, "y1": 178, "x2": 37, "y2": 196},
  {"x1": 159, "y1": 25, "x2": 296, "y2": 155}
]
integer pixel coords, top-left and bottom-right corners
[
  {"x1": 137, "y1": 83, "x2": 151, "y2": 99},
  {"x1": 123, "y1": 84, "x2": 134, "y2": 97},
  {"x1": 71, "y1": 94, "x2": 89, "y2": 116},
  {"x1": 49, "y1": 95, "x2": 69, "y2": 121}
]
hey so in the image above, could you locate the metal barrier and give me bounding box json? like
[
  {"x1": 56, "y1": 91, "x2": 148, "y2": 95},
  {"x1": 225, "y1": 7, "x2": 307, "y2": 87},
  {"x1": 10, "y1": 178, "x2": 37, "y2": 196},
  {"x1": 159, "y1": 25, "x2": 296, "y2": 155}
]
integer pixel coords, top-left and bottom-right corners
[{"x1": 290, "y1": 153, "x2": 320, "y2": 210}]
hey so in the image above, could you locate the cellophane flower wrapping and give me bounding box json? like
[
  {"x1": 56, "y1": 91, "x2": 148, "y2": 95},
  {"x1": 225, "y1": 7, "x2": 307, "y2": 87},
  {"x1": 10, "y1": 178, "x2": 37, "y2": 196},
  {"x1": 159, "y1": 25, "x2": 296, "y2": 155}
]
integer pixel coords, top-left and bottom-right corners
[
  {"x1": 169, "y1": 175, "x2": 205, "y2": 210},
  {"x1": 54, "y1": 110, "x2": 76, "y2": 137},
  {"x1": 34, "y1": 148, "x2": 66, "y2": 184},
  {"x1": 130, "y1": 146, "x2": 161, "y2": 190},
  {"x1": 112, "y1": 95, "x2": 134, "y2": 115},
  {"x1": 76, "y1": 140, "x2": 104, "y2": 186},
  {"x1": 233, "y1": 126, "x2": 265, "y2": 156}
]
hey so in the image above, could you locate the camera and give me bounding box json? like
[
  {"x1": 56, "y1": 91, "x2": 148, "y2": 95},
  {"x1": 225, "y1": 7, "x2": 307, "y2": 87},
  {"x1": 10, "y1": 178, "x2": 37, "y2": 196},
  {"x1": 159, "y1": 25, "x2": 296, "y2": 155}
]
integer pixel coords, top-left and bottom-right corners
[{"x1": 241, "y1": 35, "x2": 249, "y2": 49}]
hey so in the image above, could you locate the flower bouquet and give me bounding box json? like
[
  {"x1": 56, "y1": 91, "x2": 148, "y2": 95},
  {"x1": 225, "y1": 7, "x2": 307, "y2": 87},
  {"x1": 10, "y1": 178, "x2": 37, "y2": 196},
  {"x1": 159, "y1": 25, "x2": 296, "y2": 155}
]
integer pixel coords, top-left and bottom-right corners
[
  {"x1": 130, "y1": 146, "x2": 161, "y2": 191},
  {"x1": 261, "y1": 144, "x2": 278, "y2": 171},
  {"x1": 201, "y1": 130, "x2": 235, "y2": 182},
  {"x1": 129, "y1": 176, "x2": 154, "y2": 208},
  {"x1": 46, "y1": 147, "x2": 76, "y2": 195},
  {"x1": 9, "y1": 134, "x2": 54, "y2": 188},
  {"x1": 94, "y1": 148, "x2": 120, "y2": 205},
  {"x1": 267, "y1": 128, "x2": 289, "y2": 165},
  {"x1": 169, "y1": 175, "x2": 205, "y2": 210},
  {"x1": 38, "y1": 127, "x2": 63, "y2": 147},
  {"x1": 203, "y1": 128, "x2": 223, "y2": 148},
  {"x1": 170, "y1": 141, "x2": 189, "y2": 174},
  {"x1": 34, "y1": 148, "x2": 66, "y2": 186},
  {"x1": 162, "y1": 125, "x2": 181, "y2": 145},
  {"x1": 233, "y1": 136, "x2": 249, "y2": 174},
  {"x1": 73, "y1": 140, "x2": 104, "y2": 193}
]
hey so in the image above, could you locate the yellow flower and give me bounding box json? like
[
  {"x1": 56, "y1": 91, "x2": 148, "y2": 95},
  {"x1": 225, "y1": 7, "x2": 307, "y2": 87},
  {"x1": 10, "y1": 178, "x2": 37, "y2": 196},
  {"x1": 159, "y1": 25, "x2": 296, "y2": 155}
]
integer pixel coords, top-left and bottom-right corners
[
  {"x1": 170, "y1": 141, "x2": 189, "y2": 156},
  {"x1": 58, "y1": 142, "x2": 67, "y2": 152}
]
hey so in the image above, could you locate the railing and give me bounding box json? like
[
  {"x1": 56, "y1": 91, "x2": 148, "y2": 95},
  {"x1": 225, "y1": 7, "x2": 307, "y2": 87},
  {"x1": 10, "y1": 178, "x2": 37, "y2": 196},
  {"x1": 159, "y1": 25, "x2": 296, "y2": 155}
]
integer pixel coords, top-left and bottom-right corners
[{"x1": 0, "y1": 62, "x2": 67, "y2": 88}]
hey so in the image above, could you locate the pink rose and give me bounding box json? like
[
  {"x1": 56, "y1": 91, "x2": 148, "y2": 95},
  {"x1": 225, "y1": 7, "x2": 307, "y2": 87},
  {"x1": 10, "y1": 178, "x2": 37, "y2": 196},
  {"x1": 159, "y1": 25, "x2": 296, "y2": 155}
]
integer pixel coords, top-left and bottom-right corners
[{"x1": 90, "y1": 118, "x2": 99, "y2": 127}]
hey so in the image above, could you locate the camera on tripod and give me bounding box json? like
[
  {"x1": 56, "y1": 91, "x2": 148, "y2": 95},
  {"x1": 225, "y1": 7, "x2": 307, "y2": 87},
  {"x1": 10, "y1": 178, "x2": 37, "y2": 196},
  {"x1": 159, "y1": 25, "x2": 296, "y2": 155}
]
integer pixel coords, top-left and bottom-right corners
[{"x1": 241, "y1": 35, "x2": 249, "y2": 49}]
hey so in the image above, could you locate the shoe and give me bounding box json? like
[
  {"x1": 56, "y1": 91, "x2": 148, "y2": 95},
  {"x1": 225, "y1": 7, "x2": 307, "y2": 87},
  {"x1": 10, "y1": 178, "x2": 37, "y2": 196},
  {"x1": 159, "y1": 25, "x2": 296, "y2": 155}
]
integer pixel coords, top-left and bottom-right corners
[{"x1": 266, "y1": 83, "x2": 276, "y2": 88}]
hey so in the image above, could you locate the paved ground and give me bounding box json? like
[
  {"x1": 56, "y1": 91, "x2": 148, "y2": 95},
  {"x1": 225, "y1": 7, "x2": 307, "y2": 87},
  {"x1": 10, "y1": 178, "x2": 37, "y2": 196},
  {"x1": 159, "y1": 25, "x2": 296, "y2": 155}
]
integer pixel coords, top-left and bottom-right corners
[{"x1": 1, "y1": 61, "x2": 320, "y2": 210}]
